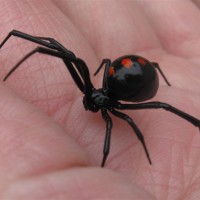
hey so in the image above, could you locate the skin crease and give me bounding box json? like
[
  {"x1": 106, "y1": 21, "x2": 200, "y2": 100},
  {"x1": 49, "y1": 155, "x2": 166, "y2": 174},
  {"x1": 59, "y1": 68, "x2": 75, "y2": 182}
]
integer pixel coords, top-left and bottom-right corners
[{"x1": 0, "y1": 0, "x2": 200, "y2": 199}]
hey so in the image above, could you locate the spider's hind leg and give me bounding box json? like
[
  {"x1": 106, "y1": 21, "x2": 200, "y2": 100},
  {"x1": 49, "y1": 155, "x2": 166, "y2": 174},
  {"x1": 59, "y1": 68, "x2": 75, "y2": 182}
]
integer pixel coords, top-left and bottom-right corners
[
  {"x1": 101, "y1": 108, "x2": 113, "y2": 167},
  {"x1": 110, "y1": 109, "x2": 152, "y2": 165},
  {"x1": 117, "y1": 101, "x2": 200, "y2": 132},
  {"x1": 152, "y1": 62, "x2": 171, "y2": 86}
]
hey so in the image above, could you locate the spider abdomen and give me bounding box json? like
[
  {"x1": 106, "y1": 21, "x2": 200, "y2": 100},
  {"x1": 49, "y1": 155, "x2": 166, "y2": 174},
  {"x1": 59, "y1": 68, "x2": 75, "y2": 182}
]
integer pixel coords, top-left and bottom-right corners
[{"x1": 106, "y1": 55, "x2": 159, "y2": 102}]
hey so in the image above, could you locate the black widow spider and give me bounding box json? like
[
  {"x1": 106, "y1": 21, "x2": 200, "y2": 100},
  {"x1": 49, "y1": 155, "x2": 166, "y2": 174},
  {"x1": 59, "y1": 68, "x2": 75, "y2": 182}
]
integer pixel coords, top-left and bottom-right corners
[{"x1": 1, "y1": 30, "x2": 200, "y2": 167}]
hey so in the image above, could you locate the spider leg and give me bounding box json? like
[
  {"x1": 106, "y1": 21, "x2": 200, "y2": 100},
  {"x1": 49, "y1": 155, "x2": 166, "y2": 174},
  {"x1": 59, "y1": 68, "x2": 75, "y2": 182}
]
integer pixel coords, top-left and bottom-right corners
[
  {"x1": 94, "y1": 59, "x2": 111, "y2": 89},
  {"x1": 74, "y1": 58, "x2": 94, "y2": 96},
  {"x1": 0, "y1": 30, "x2": 76, "y2": 59},
  {"x1": 94, "y1": 59, "x2": 111, "y2": 76},
  {"x1": 101, "y1": 108, "x2": 113, "y2": 167},
  {"x1": 1, "y1": 31, "x2": 94, "y2": 95},
  {"x1": 116, "y1": 101, "x2": 200, "y2": 131},
  {"x1": 151, "y1": 62, "x2": 171, "y2": 86},
  {"x1": 110, "y1": 109, "x2": 152, "y2": 164},
  {"x1": 3, "y1": 47, "x2": 85, "y2": 93}
]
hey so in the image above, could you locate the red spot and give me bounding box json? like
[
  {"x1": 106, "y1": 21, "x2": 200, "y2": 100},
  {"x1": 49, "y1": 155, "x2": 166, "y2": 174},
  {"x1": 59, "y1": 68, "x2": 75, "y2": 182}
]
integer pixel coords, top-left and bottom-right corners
[
  {"x1": 137, "y1": 57, "x2": 146, "y2": 65},
  {"x1": 108, "y1": 66, "x2": 115, "y2": 76},
  {"x1": 121, "y1": 58, "x2": 133, "y2": 68}
]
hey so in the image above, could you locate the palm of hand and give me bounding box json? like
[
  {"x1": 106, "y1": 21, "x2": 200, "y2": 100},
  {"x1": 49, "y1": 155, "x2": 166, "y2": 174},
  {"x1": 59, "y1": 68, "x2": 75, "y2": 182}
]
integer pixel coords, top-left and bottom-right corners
[{"x1": 0, "y1": 1, "x2": 200, "y2": 199}]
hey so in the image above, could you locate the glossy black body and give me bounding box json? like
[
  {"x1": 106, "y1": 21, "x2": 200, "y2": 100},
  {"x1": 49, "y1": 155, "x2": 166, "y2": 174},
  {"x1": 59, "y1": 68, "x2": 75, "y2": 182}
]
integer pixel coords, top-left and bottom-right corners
[
  {"x1": 1, "y1": 30, "x2": 200, "y2": 168},
  {"x1": 106, "y1": 55, "x2": 159, "y2": 102}
]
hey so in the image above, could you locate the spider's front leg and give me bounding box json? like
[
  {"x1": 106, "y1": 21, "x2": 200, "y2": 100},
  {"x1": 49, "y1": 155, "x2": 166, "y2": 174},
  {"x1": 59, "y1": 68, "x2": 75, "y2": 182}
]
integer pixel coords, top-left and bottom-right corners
[
  {"x1": 2, "y1": 46, "x2": 86, "y2": 93},
  {"x1": 0, "y1": 30, "x2": 76, "y2": 59},
  {"x1": 0, "y1": 30, "x2": 56, "y2": 50},
  {"x1": 116, "y1": 101, "x2": 200, "y2": 131}
]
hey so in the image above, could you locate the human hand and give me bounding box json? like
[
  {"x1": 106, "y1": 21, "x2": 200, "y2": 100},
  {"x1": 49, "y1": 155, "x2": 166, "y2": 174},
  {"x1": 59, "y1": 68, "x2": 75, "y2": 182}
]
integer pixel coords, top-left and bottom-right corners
[{"x1": 0, "y1": 0, "x2": 200, "y2": 199}]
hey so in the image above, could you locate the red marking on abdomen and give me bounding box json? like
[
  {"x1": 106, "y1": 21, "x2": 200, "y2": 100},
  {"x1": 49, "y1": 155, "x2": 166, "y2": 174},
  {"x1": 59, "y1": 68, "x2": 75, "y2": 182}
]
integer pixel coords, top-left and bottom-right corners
[
  {"x1": 137, "y1": 57, "x2": 146, "y2": 65},
  {"x1": 121, "y1": 58, "x2": 133, "y2": 68},
  {"x1": 108, "y1": 66, "x2": 115, "y2": 76}
]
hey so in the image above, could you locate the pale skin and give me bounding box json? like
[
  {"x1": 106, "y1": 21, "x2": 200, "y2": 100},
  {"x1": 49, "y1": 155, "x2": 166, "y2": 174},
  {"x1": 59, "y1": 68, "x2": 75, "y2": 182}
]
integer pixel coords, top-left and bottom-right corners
[{"x1": 0, "y1": 0, "x2": 200, "y2": 199}]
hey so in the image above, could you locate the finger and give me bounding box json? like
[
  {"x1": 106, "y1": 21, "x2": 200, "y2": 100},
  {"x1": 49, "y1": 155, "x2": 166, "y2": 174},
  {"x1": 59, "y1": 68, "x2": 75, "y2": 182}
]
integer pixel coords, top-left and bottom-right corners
[
  {"x1": 193, "y1": 0, "x2": 200, "y2": 7},
  {"x1": 0, "y1": 168, "x2": 156, "y2": 200},
  {"x1": 0, "y1": 84, "x2": 88, "y2": 182},
  {"x1": 53, "y1": 0, "x2": 161, "y2": 58},
  {"x1": 136, "y1": 0, "x2": 200, "y2": 59}
]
